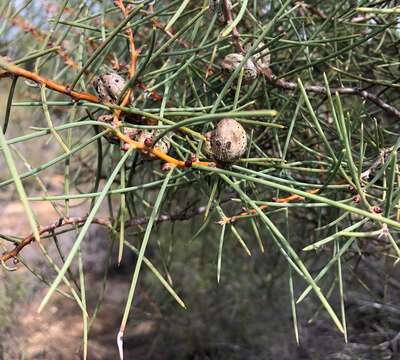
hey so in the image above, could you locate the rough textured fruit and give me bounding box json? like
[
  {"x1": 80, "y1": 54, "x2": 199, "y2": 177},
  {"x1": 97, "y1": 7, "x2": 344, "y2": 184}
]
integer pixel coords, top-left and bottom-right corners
[
  {"x1": 221, "y1": 53, "x2": 258, "y2": 82},
  {"x1": 203, "y1": 119, "x2": 247, "y2": 162},
  {"x1": 202, "y1": 131, "x2": 214, "y2": 159},
  {"x1": 247, "y1": 41, "x2": 270, "y2": 72},
  {"x1": 93, "y1": 73, "x2": 128, "y2": 103},
  {"x1": 135, "y1": 130, "x2": 171, "y2": 159}
]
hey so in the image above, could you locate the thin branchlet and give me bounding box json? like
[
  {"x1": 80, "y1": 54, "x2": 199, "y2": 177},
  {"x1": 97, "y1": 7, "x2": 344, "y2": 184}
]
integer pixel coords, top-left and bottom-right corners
[{"x1": 1, "y1": 2, "x2": 400, "y2": 350}]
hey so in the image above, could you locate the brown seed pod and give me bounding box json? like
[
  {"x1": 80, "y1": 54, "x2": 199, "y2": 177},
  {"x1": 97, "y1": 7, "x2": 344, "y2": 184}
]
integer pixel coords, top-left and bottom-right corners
[
  {"x1": 246, "y1": 41, "x2": 271, "y2": 72},
  {"x1": 97, "y1": 114, "x2": 118, "y2": 143},
  {"x1": 97, "y1": 114, "x2": 139, "y2": 143},
  {"x1": 220, "y1": 53, "x2": 258, "y2": 82},
  {"x1": 93, "y1": 73, "x2": 145, "y2": 124},
  {"x1": 202, "y1": 131, "x2": 214, "y2": 159},
  {"x1": 135, "y1": 130, "x2": 171, "y2": 159},
  {"x1": 93, "y1": 73, "x2": 131, "y2": 104},
  {"x1": 209, "y1": 119, "x2": 247, "y2": 162}
]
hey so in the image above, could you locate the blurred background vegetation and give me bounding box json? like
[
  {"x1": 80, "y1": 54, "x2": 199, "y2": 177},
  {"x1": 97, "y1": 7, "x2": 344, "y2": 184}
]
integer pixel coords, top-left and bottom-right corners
[{"x1": 1, "y1": 0, "x2": 400, "y2": 359}]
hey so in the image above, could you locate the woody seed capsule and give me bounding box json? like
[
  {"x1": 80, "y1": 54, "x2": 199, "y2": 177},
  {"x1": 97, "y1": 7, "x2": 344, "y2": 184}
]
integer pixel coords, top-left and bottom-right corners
[
  {"x1": 221, "y1": 53, "x2": 258, "y2": 82},
  {"x1": 202, "y1": 119, "x2": 247, "y2": 162}
]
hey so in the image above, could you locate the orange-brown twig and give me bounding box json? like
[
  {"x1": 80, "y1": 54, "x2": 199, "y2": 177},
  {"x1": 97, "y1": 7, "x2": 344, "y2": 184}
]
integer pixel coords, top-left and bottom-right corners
[
  {"x1": 115, "y1": 0, "x2": 139, "y2": 77},
  {"x1": 272, "y1": 188, "x2": 320, "y2": 202},
  {"x1": 0, "y1": 57, "x2": 98, "y2": 102},
  {"x1": 0, "y1": 57, "x2": 211, "y2": 167},
  {"x1": 116, "y1": 128, "x2": 211, "y2": 167},
  {"x1": 220, "y1": 188, "x2": 321, "y2": 224},
  {"x1": 113, "y1": 0, "x2": 140, "y2": 125}
]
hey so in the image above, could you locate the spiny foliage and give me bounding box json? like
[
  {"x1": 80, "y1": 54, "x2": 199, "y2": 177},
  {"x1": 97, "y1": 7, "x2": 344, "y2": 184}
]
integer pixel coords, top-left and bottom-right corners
[{"x1": 1, "y1": 0, "x2": 400, "y2": 358}]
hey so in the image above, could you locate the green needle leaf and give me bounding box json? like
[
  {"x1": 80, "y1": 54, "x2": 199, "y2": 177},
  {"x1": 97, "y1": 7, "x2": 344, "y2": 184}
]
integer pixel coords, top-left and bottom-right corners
[{"x1": 38, "y1": 148, "x2": 134, "y2": 313}]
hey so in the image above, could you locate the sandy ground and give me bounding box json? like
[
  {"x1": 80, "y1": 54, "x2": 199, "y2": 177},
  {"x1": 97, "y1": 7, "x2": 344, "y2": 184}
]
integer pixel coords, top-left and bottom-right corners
[{"x1": 0, "y1": 197, "x2": 163, "y2": 359}]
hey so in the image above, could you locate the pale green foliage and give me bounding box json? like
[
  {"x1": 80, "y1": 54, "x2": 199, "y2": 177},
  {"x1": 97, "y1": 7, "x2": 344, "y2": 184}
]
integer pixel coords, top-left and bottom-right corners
[{"x1": 1, "y1": 1, "x2": 400, "y2": 359}]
